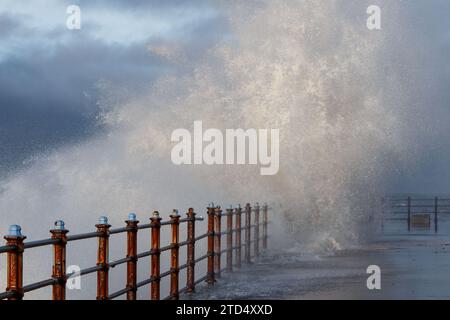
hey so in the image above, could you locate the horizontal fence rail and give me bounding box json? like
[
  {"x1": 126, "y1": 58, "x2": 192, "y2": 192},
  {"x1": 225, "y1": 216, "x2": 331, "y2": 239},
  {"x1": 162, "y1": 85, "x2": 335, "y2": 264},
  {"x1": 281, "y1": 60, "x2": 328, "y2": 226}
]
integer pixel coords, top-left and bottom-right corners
[{"x1": 0, "y1": 203, "x2": 270, "y2": 300}]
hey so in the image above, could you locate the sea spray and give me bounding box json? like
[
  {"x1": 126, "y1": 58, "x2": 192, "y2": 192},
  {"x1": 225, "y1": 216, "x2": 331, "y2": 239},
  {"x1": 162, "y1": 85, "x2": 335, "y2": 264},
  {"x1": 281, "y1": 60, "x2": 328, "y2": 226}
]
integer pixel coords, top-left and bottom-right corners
[{"x1": 0, "y1": 0, "x2": 409, "y2": 297}]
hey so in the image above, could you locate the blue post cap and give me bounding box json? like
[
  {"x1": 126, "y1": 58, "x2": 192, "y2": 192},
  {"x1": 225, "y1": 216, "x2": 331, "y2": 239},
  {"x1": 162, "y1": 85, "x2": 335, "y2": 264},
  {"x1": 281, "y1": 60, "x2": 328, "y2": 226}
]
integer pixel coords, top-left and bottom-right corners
[
  {"x1": 54, "y1": 220, "x2": 66, "y2": 230},
  {"x1": 172, "y1": 209, "x2": 180, "y2": 217},
  {"x1": 152, "y1": 211, "x2": 160, "y2": 218},
  {"x1": 99, "y1": 216, "x2": 109, "y2": 225},
  {"x1": 8, "y1": 225, "x2": 22, "y2": 237},
  {"x1": 128, "y1": 213, "x2": 137, "y2": 221},
  {"x1": 209, "y1": 202, "x2": 215, "y2": 208}
]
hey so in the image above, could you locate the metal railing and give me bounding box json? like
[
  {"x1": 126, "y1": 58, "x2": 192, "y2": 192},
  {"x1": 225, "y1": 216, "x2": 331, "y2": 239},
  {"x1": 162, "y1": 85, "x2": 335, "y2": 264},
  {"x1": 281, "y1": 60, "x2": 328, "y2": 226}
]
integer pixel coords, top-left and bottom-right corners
[{"x1": 0, "y1": 203, "x2": 270, "y2": 300}]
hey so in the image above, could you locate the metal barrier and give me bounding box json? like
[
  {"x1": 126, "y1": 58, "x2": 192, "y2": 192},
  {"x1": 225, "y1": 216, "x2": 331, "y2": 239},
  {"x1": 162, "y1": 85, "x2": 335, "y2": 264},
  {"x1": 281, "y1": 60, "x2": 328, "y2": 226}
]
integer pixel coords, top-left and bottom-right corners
[
  {"x1": 384, "y1": 196, "x2": 450, "y2": 233},
  {"x1": 0, "y1": 203, "x2": 270, "y2": 300}
]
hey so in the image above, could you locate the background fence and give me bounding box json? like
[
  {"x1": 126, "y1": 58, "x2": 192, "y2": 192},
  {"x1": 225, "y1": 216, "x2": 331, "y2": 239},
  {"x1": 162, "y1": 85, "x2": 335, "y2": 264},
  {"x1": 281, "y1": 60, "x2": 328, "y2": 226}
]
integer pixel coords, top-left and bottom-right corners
[
  {"x1": 383, "y1": 196, "x2": 450, "y2": 234},
  {"x1": 0, "y1": 203, "x2": 270, "y2": 300}
]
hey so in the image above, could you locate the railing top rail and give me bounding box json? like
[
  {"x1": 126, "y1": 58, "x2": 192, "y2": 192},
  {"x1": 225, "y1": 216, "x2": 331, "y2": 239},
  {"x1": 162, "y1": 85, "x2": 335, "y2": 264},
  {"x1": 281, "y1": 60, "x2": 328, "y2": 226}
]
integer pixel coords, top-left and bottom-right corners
[
  {"x1": 67, "y1": 231, "x2": 102, "y2": 242},
  {"x1": 0, "y1": 245, "x2": 16, "y2": 254},
  {"x1": 24, "y1": 238, "x2": 59, "y2": 249},
  {"x1": 389, "y1": 198, "x2": 450, "y2": 201},
  {"x1": 109, "y1": 226, "x2": 128, "y2": 235},
  {"x1": 137, "y1": 223, "x2": 151, "y2": 230},
  {"x1": 0, "y1": 215, "x2": 210, "y2": 254}
]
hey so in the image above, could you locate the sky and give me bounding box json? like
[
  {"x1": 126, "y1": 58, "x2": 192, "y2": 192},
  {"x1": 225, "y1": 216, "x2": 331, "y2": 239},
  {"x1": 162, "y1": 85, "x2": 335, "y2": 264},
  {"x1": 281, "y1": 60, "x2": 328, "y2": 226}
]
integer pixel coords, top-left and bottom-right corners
[
  {"x1": 1, "y1": 0, "x2": 450, "y2": 193},
  {"x1": 385, "y1": 0, "x2": 450, "y2": 193},
  {"x1": 0, "y1": 0, "x2": 226, "y2": 176}
]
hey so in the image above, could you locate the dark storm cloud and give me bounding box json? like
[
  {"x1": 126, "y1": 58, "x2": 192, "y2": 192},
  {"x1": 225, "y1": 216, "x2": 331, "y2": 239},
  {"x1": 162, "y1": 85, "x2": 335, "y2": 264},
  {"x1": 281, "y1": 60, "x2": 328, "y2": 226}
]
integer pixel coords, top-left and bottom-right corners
[
  {"x1": 0, "y1": 12, "x2": 38, "y2": 43},
  {"x1": 0, "y1": 1, "x2": 227, "y2": 177},
  {"x1": 0, "y1": 35, "x2": 170, "y2": 175},
  {"x1": 0, "y1": 13, "x2": 22, "y2": 38}
]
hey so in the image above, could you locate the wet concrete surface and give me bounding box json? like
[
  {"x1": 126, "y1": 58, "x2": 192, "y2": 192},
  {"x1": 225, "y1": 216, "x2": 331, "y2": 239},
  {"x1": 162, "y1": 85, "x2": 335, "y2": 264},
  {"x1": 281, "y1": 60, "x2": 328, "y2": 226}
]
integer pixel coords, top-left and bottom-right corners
[{"x1": 189, "y1": 235, "x2": 450, "y2": 300}]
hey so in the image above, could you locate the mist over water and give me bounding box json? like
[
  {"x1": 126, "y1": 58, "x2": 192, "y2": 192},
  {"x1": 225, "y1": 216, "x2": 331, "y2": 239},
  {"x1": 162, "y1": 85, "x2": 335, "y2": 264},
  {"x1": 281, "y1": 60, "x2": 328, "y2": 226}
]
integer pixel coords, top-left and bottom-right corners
[{"x1": 0, "y1": 0, "x2": 422, "y2": 297}]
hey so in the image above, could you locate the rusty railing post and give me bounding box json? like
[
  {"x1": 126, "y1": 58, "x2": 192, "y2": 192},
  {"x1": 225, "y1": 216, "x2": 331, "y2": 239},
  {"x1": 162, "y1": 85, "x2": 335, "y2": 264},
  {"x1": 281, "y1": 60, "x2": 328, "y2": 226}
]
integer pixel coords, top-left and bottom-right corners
[
  {"x1": 235, "y1": 205, "x2": 242, "y2": 268},
  {"x1": 263, "y1": 203, "x2": 268, "y2": 249},
  {"x1": 170, "y1": 210, "x2": 181, "y2": 300},
  {"x1": 4, "y1": 225, "x2": 26, "y2": 300},
  {"x1": 245, "y1": 203, "x2": 252, "y2": 264},
  {"x1": 186, "y1": 208, "x2": 196, "y2": 293},
  {"x1": 214, "y1": 206, "x2": 222, "y2": 277},
  {"x1": 254, "y1": 203, "x2": 260, "y2": 257},
  {"x1": 51, "y1": 220, "x2": 68, "y2": 300},
  {"x1": 150, "y1": 211, "x2": 162, "y2": 300},
  {"x1": 226, "y1": 206, "x2": 233, "y2": 272},
  {"x1": 126, "y1": 213, "x2": 139, "y2": 300},
  {"x1": 206, "y1": 204, "x2": 216, "y2": 285},
  {"x1": 96, "y1": 216, "x2": 110, "y2": 300}
]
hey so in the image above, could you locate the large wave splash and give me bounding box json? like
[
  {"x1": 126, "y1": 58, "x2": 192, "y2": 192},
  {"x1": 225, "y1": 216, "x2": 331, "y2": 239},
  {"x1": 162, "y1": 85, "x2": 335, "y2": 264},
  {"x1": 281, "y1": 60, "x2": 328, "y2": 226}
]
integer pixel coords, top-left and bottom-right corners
[{"x1": 0, "y1": 0, "x2": 409, "y2": 287}]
